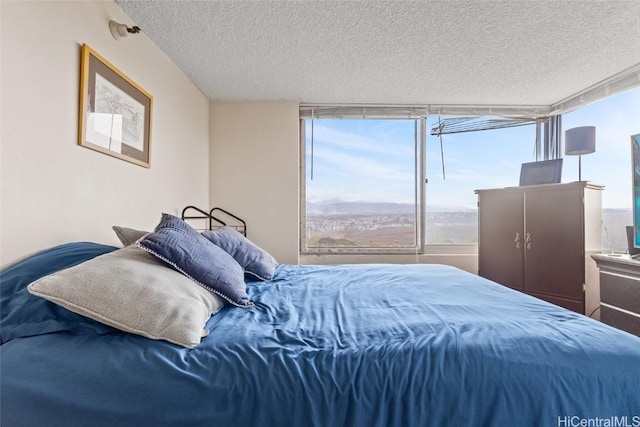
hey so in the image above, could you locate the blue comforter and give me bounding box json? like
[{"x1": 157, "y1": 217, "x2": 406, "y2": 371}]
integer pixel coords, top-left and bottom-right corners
[{"x1": 2, "y1": 254, "x2": 640, "y2": 426}]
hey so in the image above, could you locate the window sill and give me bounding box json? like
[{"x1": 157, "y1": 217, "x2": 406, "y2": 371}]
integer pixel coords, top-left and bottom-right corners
[
  {"x1": 301, "y1": 244, "x2": 477, "y2": 256},
  {"x1": 299, "y1": 247, "x2": 478, "y2": 274}
]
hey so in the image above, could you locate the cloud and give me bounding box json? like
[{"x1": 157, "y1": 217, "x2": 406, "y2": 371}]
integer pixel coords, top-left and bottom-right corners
[
  {"x1": 306, "y1": 145, "x2": 416, "y2": 203},
  {"x1": 304, "y1": 87, "x2": 640, "y2": 208},
  {"x1": 311, "y1": 145, "x2": 414, "y2": 182},
  {"x1": 309, "y1": 122, "x2": 415, "y2": 158},
  {"x1": 564, "y1": 88, "x2": 640, "y2": 158}
]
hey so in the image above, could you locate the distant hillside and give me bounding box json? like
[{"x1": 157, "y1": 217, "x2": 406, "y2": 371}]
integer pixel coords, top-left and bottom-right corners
[
  {"x1": 305, "y1": 203, "x2": 633, "y2": 251},
  {"x1": 307, "y1": 201, "x2": 415, "y2": 215},
  {"x1": 307, "y1": 201, "x2": 475, "y2": 215}
]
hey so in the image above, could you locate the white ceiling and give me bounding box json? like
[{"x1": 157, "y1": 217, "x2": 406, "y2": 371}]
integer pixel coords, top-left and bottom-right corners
[{"x1": 115, "y1": 0, "x2": 640, "y2": 108}]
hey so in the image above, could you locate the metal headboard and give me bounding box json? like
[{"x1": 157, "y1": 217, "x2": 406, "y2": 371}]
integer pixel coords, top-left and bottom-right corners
[{"x1": 181, "y1": 206, "x2": 247, "y2": 236}]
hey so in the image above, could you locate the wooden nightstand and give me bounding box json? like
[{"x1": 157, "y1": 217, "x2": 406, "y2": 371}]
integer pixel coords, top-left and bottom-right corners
[{"x1": 592, "y1": 254, "x2": 640, "y2": 337}]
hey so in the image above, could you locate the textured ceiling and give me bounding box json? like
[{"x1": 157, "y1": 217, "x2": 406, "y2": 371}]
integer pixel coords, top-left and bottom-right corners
[{"x1": 115, "y1": 0, "x2": 640, "y2": 107}]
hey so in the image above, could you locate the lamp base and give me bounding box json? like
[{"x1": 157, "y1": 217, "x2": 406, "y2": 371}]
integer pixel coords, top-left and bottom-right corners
[{"x1": 578, "y1": 154, "x2": 582, "y2": 181}]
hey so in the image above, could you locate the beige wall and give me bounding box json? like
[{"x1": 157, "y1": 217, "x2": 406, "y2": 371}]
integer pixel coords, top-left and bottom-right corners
[
  {"x1": 209, "y1": 101, "x2": 300, "y2": 264},
  {"x1": 1, "y1": 2, "x2": 478, "y2": 271},
  {"x1": 0, "y1": 1, "x2": 210, "y2": 268}
]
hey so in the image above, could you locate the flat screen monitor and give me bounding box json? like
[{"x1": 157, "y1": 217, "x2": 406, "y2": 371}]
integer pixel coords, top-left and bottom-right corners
[
  {"x1": 519, "y1": 159, "x2": 563, "y2": 186},
  {"x1": 631, "y1": 133, "x2": 640, "y2": 249}
]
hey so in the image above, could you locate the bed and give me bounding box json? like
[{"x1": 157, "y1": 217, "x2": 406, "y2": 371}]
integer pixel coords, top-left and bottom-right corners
[{"x1": 2, "y1": 218, "x2": 640, "y2": 426}]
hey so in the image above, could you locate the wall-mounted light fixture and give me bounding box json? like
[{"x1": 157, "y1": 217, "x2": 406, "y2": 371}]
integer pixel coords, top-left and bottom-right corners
[
  {"x1": 565, "y1": 126, "x2": 596, "y2": 181},
  {"x1": 109, "y1": 20, "x2": 141, "y2": 40}
]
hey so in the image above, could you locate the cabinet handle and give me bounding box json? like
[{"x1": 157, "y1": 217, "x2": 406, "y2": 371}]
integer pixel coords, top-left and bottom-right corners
[
  {"x1": 514, "y1": 232, "x2": 520, "y2": 249},
  {"x1": 525, "y1": 232, "x2": 532, "y2": 250}
]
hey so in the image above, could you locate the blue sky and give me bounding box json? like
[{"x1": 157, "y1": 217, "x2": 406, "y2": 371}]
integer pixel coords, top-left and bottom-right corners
[
  {"x1": 306, "y1": 119, "x2": 416, "y2": 203},
  {"x1": 563, "y1": 87, "x2": 640, "y2": 208},
  {"x1": 305, "y1": 87, "x2": 640, "y2": 210}
]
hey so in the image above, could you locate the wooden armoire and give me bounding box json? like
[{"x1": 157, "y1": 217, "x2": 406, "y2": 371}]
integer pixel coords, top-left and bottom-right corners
[{"x1": 476, "y1": 182, "x2": 603, "y2": 316}]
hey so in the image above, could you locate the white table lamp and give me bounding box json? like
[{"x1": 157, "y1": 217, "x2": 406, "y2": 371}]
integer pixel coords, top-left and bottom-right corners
[{"x1": 565, "y1": 126, "x2": 596, "y2": 181}]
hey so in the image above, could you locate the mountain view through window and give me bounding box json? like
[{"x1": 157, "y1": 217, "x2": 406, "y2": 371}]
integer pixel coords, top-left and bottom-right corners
[{"x1": 302, "y1": 87, "x2": 640, "y2": 253}]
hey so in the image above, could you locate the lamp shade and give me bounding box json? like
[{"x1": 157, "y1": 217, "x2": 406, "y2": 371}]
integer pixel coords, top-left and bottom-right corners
[{"x1": 565, "y1": 126, "x2": 596, "y2": 156}]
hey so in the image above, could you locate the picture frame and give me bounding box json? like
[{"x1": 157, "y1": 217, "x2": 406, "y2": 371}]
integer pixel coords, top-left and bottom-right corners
[
  {"x1": 78, "y1": 44, "x2": 153, "y2": 168},
  {"x1": 519, "y1": 158, "x2": 563, "y2": 186}
]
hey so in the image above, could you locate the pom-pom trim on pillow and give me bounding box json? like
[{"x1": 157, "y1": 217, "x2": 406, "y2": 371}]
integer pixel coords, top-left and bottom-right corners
[
  {"x1": 137, "y1": 243, "x2": 253, "y2": 308},
  {"x1": 136, "y1": 214, "x2": 253, "y2": 308}
]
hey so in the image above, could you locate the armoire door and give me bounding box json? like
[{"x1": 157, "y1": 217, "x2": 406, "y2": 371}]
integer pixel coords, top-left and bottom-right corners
[
  {"x1": 523, "y1": 187, "x2": 584, "y2": 300},
  {"x1": 478, "y1": 190, "x2": 525, "y2": 290}
]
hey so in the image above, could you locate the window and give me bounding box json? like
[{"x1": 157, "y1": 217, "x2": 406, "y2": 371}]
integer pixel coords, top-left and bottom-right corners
[
  {"x1": 562, "y1": 87, "x2": 640, "y2": 253},
  {"x1": 424, "y1": 118, "x2": 537, "y2": 244},
  {"x1": 300, "y1": 111, "x2": 540, "y2": 254},
  {"x1": 300, "y1": 87, "x2": 640, "y2": 255},
  {"x1": 301, "y1": 118, "x2": 423, "y2": 253}
]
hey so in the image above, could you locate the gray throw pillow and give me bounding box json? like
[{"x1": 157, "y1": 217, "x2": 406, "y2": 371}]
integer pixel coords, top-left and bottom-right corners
[
  {"x1": 27, "y1": 246, "x2": 223, "y2": 348},
  {"x1": 112, "y1": 225, "x2": 149, "y2": 246}
]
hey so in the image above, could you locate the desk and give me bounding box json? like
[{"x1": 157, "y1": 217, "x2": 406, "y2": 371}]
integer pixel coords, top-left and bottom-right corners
[{"x1": 592, "y1": 254, "x2": 640, "y2": 337}]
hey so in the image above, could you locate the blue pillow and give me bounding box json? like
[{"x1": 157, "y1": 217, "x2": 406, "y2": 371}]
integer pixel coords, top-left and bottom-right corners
[
  {"x1": 202, "y1": 227, "x2": 278, "y2": 281},
  {"x1": 0, "y1": 242, "x2": 118, "y2": 344},
  {"x1": 136, "y1": 214, "x2": 252, "y2": 307}
]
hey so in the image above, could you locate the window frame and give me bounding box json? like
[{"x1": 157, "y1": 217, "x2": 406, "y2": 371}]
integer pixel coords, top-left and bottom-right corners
[
  {"x1": 298, "y1": 65, "x2": 640, "y2": 256},
  {"x1": 299, "y1": 116, "x2": 427, "y2": 255}
]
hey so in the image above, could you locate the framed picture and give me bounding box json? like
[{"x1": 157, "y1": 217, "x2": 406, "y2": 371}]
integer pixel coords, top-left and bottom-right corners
[
  {"x1": 78, "y1": 44, "x2": 152, "y2": 168},
  {"x1": 519, "y1": 158, "x2": 563, "y2": 186}
]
